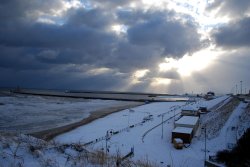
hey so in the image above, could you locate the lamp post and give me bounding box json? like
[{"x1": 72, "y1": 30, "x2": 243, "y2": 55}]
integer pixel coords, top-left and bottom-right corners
[
  {"x1": 174, "y1": 109, "x2": 176, "y2": 121},
  {"x1": 203, "y1": 124, "x2": 207, "y2": 166},
  {"x1": 128, "y1": 113, "x2": 130, "y2": 127},
  {"x1": 240, "y1": 81, "x2": 242, "y2": 95},
  {"x1": 161, "y1": 114, "x2": 164, "y2": 139},
  {"x1": 236, "y1": 84, "x2": 238, "y2": 95},
  {"x1": 160, "y1": 111, "x2": 170, "y2": 139}
]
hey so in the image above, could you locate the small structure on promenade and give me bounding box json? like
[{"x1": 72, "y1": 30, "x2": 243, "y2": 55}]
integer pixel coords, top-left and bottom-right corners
[
  {"x1": 172, "y1": 127, "x2": 193, "y2": 144},
  {"x1": 181, "y1": 106, "x2": 199, "y2": 116},
  {"x1": 172, "y1": 116, "x2": 200, "y2": 145}
]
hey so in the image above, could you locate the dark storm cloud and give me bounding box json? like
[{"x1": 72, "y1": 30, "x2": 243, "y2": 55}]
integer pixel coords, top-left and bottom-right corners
[
  {"x1": 66, "y1": 8, "x2": 113, "y2": 28},
  {"x1": 117, "y1": 9, "x2": 201, "y2": 58},
  {"x1": 89, "y1": 0, "x2": 134, "y2": 8},
  {"x1": 117, "y1": 9, "x2": 175, "y2": 26},
  {"x1": 0, "y1": 22, "x2": 115, "y2": 50},
  {"x1": 0, "y1": 6, "x2": 201, "y2": 70},
  {"x1": 106, "y1": 42, "x2": 162, "y2": 72},
  {"x1": 212, "y1": 17, "x2": 250, "y2": 48},
  {"x1": 127, "y1": 18, "x2": 201, "y2": 57},
  {"x1": 207, "y1": 0, "x2": 250, "y2": 18},
  {"x1": 0, "y1": 0, "x2": 65, "y2": 21},
  {"x1": 0, "y1": 0, "x2": 203, "y2": 91},
  {"x1": 0, "y1": 14, "x2": 116, "y2": 68},
  {"x1": 0, "y1": 65, "x2": 128, "y2": 90},
  {"x1": 0, "y1": 46, "x2": 51, "y2": 70}
]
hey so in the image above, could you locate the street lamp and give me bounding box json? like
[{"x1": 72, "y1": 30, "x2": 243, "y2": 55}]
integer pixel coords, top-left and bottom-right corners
[
  {"x1": 161, "y1": 114, "x2": 164, "y2": 139},
  {"x1": 161, "y1": 110, "x2": 174, "y2": 139},
  {"x1": 173, "y1": 109, "x2": 176, "y2": 121},
  {"x1": 202, "y1": 124, "x2": 207, "y2": 166},
  {"x1": 236, "y1": 84, "x2": 238, "y2": 95},
  {"x1": 160, "y1": 112, "x2": 169, "y2": 139},
  {"x1": 240, "y1": 81, "x2": 242, "y2": 95}
]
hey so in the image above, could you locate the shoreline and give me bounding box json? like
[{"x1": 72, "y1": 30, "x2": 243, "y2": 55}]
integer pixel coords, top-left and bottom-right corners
[
  {"x1": 9, "y1": 89, "x2": 191, "y2": 102},
  {"x1": 30, "y1": 102, "x2": 144, "y2": 141}
]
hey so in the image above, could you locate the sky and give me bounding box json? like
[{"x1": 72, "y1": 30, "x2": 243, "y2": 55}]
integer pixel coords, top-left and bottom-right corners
[{"x1": 0, "y1": 0, "x2": 250, "y2": 94}]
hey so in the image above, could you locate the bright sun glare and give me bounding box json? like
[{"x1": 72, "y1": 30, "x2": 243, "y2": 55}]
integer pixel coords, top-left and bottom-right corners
[
  {"x1": 131, "y1": 69, "x2": 150, "y2": 84},
  {"x1": 111, "y1": 0, "x2": 229, "y2": 89},
  {"x1": 111, "y1": 24, "x2": 127, "y2": 35},
  {"x1": 151, "y1": 78, "x2": 171, "y2": 86},
  {"x1": 159, "y1": 46, "x2": 223, "y2": 77}
]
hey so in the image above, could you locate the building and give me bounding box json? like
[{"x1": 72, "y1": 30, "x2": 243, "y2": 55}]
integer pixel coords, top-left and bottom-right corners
[
  {"x1": 174, "y1": 116, "x2": 199, "y2": 133},
  {"x1": 181, "y1": 106, "x2": 199, "y2": 116},
  {"x1": 198, "y1": 106, "x2": 208, "y2": 113},
  {"x1": 207, "y1": 91, "x2": 215, "y2": 96},
  {"x1": 172, "y1": 116, "x2": 200, "y2": 146},
  {"x1": 172, "y1": 127, "x2": 193, "y2": 144},
  {"x1": 205, "y1": 91, "x2": 215, "y2": 100}
]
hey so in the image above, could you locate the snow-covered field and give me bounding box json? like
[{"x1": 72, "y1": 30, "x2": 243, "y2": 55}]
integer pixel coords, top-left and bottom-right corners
[
  {"x1": 54, "y1": 95, "x2": 248, "y2": 167},
  {"x1": 1, "y1": 95, "x2": 249, "y2": 167},
  {"x1": 0, "y1": 94, "x2": 138, "y2": 133}
]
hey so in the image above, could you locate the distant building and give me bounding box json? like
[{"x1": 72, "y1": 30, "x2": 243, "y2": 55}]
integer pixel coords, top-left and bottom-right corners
[
  {"x1": 198, "y1": 106, "x2": 208, "y2": 113},
  {"x1": 205, "y1": 91, "x2": 215, "y2": 100},
  {"x1": 207, "y1": 91, "x2": 215, "y2": 96},
  {"x1": 181, "y1": 106, "x2": 199, "y2": 116}
]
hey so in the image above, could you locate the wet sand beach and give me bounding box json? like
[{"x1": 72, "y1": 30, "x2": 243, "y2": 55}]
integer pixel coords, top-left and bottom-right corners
[
  {"x1": 30, "y1": 102, "x2": 143, "y2": 141},
  {"x1": 0, "y1": 90, "x2": 143, "y2": 140}
]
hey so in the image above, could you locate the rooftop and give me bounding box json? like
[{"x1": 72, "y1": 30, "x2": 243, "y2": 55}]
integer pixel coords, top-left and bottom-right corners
[
  {"x1": 175, "y1": 116, "x2": 199, "y2": 125},
  {"x1": 182, "y1": 106, "x2": 197, "y2": 111},
  {"x1": 172, "y1": 127, "x2": 193, "y2": 134}
]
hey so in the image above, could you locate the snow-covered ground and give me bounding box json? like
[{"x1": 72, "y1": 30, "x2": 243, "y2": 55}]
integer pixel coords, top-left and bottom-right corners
[
  {"x1": 0, "y1": 94, "x2": 138, "y2": 133},
  {"x1": 54, "y1": 95, "x2": 245, "y2": 167},
  {"x1": 1, "y1": 95, "x2": 249, "y2": 167}
]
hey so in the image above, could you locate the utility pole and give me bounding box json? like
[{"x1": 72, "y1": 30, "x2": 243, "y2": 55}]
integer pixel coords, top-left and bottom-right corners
[
  {"x1": 205, "y1": 125, "x2": 207, "y2": 161},
  {"x1": 236, "y1": 84, "x2": 238, "y2": 95},
  {"x1": 240, "y1": 81, "x2": 242, "y2": 95},
  {"x1": 202, "y1": 124, "x2": 207, "y2": 166},
  {"x1": 204, "y1": 125, "x2": 207, "y2": 166},
  {"x1": 161, "y1": 114, "x2": 164, "y2": 139},
  {"x1": 174, "y1": 109, "x2": 176, "y2": 121}
]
